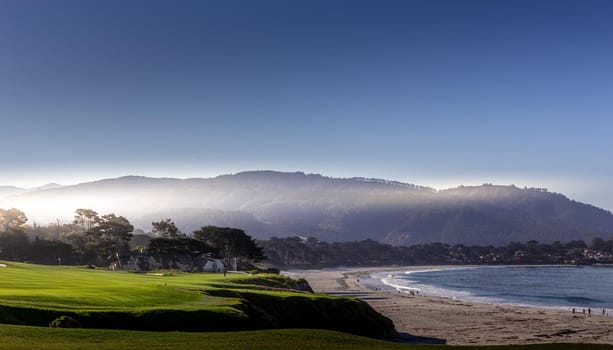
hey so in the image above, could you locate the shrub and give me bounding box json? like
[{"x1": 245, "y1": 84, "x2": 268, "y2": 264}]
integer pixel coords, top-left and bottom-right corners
[{"x1": 49, "y1": 316, "x2": 81, "y2": 328}]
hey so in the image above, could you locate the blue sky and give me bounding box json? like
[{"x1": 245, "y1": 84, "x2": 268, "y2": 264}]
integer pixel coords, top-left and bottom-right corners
[{"x1": 1, "y1": 0, "x2": 612, "y2": 209}]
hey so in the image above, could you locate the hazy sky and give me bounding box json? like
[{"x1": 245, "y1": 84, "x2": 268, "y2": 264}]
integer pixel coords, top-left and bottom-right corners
[{"x1": 1, "y1": 0, "x2": 612, "y2": 210}]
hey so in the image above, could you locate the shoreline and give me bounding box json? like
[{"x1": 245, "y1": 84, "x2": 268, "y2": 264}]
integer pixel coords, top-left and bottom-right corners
[
  {"x1": 287, "y1": 266, "x2": 613, "y2": 345},
  {"x1": 360, "y1": 265, "x2": 607, "y2": 312}
]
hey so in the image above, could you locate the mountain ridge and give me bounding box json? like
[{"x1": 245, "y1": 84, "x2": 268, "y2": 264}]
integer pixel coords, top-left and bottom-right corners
[
  {"x1": 0, "y1": 183, "x2": 64, "y2": 199},
  {"x1": 1, "y1": 171, "x2": 612, "y2": 245}
]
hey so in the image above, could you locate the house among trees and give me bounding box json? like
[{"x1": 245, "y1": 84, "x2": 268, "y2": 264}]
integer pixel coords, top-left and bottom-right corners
[
  {"x1": 123, "y1": 250, "x2": 225, "y2": 272},
  {"x1": 203, "y1": 259, "x2": 225, "y2": 273},
  {"x1": 119, "y1": 222, "x2": 264, "y2": 272},
  {"x1": 124, "y1": 252, "x2": 161, "y2": 271}
]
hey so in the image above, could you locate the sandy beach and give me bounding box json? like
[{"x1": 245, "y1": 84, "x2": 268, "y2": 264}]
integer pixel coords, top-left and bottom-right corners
[{"x1": 287, "y1": 267, "x2": 613, "y2": 345}]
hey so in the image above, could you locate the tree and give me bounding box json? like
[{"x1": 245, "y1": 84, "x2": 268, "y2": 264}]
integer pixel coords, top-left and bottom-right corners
[
  {"x1": 565, "y1": 240, "x2": 587, "y2": 250},
  {"x1": 0, "y1": 208, "x2": 28, "y2": 232},
  {"x1": 607, "y1": 238, "x2": 613, "y2": 254},
  {"x1": 29, "y1": 237, "x2": 75, "y2": 265},
  {"x1": 193, "y1": 226, "x2": 266, "y2": 268},
  {"x1": 68, "y1": 209, "x2": 100, "y2": 264},
  {"x1": 68, "y1": 209, "x2": 134, "y2": 266},
  {"x1": 591, "y1": 237, "x2": 607, "y2": 252},
  {"x1": 87, "y1": 214, "x2": 134, "y2": 267},
  {"x1": 0, "y1": 208, "x2": 29, "y2": 260},
  {"x1": 152, "y1": 219, "x2": 180, "y2": 238},
  {"x1": 73, "y1": 209, "x2": 98, "y2": 233}
]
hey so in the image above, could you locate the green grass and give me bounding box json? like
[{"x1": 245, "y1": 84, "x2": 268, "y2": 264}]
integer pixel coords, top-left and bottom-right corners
[
  {"x1": 0, "y1": 261, "x2": 393, "y2": 337},
  {"x1": 0, "y1": 262, "x2": 243, "y2": 310},
  {"x1": 0, "y1": 324, "x2": 611, "y2": 350}
]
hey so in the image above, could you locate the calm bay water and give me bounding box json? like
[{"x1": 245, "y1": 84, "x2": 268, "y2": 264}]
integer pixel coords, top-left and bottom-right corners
[{"x1": 378, "y1": 266, "x2": 613, "y2": 310}]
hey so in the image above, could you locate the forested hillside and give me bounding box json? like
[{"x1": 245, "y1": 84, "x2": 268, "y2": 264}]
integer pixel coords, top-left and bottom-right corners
[{"x1": 2, "y1": 171, "x2": 612, "y2": 245}]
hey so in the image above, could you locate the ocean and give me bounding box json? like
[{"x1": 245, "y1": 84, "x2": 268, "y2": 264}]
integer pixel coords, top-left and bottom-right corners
[{"x1": 375, "y1": 265, "x2": 613, "y2": 310}]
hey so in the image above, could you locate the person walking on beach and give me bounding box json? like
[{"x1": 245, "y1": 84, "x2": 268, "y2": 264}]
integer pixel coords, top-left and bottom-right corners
[{"x1": 588, "y1": 308, "x2": 591, "y2": 316}]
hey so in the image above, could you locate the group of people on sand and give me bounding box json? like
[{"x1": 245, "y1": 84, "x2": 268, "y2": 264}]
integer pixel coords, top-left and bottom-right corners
[{"x1": 572, "y1": 307, "x2": 609, "y2": 316}]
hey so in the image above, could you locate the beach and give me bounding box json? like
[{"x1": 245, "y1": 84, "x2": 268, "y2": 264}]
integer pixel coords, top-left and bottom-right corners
[{"x1": 287, "y1": 267, "x2": 613, "y2": 345}]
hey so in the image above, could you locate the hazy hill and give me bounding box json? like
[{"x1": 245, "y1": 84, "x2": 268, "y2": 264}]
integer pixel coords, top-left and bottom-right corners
[
  {"x1": 0, "y1": 186, "x2": 27, "y2": 199},
  {"x1": 1, "y1": 171, "x2": 612, "y2": 245},
  {"x1": 0, "y1": 183, "x2": 63, "y2": 199}
]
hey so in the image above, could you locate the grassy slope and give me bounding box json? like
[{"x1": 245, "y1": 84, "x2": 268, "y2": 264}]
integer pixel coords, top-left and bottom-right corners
[
  {"x1": 0, "y1": 324, "x2": 612, "y2": 350},
  {"x1": 0, "y1": 261, "x2": 242, "y2": 310},
  {"x1": 0, "y1": 261, "x2": 393, "y2": 337},
  {"x1": 0, "y1": 262, "x2": 243, "y2": 330}
]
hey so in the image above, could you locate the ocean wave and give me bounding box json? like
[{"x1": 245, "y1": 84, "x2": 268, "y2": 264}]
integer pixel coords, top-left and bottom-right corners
[
  {"x1": 404, "y1": 266, "x2": 480, "y2": 275},
  {"x1": 380, "y1": 277, "x2": 422, "y2": 293}
]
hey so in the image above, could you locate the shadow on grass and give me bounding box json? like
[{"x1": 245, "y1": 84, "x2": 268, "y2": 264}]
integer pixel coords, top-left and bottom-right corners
[{"x1": 392, "y1": 332, "x2": 446, "y2": 344}]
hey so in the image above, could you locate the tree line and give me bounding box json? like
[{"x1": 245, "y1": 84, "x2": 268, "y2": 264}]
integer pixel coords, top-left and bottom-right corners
[
  {"x1": 259, "y1": 236, "x2": 613, "y2": 268},
  {"x1": 4, "y1": 207, "x2": 612, "y2": 269},
  {"x1": 0, "y1": 208, "x2": 265, "y2": 269}
]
